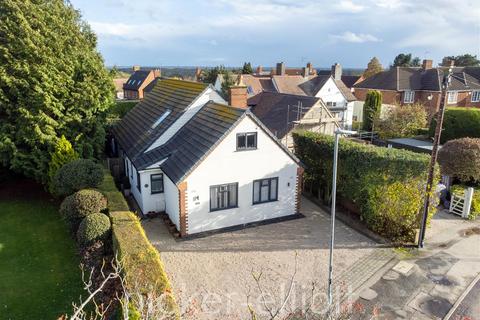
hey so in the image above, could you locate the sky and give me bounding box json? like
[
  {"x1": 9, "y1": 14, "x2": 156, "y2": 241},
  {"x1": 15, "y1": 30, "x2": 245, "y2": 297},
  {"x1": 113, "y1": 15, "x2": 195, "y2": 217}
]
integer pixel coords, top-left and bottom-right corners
[{"x1": 70, "y1": 0, "x2": 480, "y2": 68}]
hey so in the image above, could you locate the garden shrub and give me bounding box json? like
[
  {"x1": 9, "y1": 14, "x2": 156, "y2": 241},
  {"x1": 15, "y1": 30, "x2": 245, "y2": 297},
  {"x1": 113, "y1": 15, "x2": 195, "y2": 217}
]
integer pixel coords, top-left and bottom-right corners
[
  {"x1": 111, "y1": 211, "x2": 179, "y2": 319},
  {"x1": 47, "y1": 135, "x2": 79, "y2": 193},
  {"x1": 52, "y1": 159, "x2": 104, "y2": 197},
  {"x1": 363, "y1": 90, "x2": 382, "y2": 131},
  {"x1": 293, "y1": 131, "x2": 435, "y2": 243},
  {"x1": 429, "y1": 107, "x2": 480, "y2": 143},
  {"x1": 374, "y1": 103, "x2": 427, "y2": 139},
  {"x1": 60, "y1": 189, "x2": 107, "y2": 231},
  {"x1": 77, "y1": 213, "x2": 111, "y2": 246},
  {"x1": 97, "y1": 168, "x2": 129, "y2": 212},
  {"x1": 451, "y1": 185, "x2": 480, "y2": 220},
  {"x1": 438, "y1": 138, "x2": 480, "y2": 183}
]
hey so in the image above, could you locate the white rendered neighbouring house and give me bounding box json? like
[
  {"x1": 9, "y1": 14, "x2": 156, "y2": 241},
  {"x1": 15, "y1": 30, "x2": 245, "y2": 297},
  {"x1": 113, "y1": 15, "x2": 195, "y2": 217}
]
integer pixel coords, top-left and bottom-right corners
[{"x1": 113, "y1": 79, "x2": 303, "y2": 237}]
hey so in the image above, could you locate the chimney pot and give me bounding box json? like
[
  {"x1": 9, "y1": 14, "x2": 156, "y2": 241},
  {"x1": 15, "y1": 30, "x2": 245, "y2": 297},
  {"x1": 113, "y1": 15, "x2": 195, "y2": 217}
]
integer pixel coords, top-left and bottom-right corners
[
  {"x1": 256, "y1": 65, "x2": 263, "y2": 74},
  {"x1": 442, "y1": 57, "x2": 455, "y2": 67},
  {"x1": 132, "y1": 65, "x2": 141, "y2": 71},
  {"x1": 331, "y1": 63, "x2": 342, "y2": 80},
  {"x1": 153, "y1": 68, "x2": 161, "y2": 78},
  {"x1": 302, "y1": 67, "x2": 309, "y2": 77},
  {"x1": 276, "y1": 62, "x2": 286, "y2": 76},
  {"x1": 422, "y1": 59, "x2": 433, "y2": 70}
]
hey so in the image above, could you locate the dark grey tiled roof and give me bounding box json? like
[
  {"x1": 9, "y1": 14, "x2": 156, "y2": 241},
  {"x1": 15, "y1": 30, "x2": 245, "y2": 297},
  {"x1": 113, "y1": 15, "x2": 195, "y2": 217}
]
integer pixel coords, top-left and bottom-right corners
[
  {"x1": 123, "y1": 70, "x2": 151, "y2": 90},
  {"x1": 135, "y1": 102, "x2": 246, "y2": 183},
  {"x1": 354, "y1": 66, "x2": 480, "y2": 91},
  {"x1": 334, "y1": 79, "x2": 357, "y2": 101},
  {"x1": 249, "y1": 92, "x2": 320, "y2": 139},
  {"x1": 298, "y1": 75, "x2": 330, "y2": 96},
  {"x1": 341, "y1": 75, "x2": 361, "y2": 88},
  {"x1": 113, "y1": 79, "x2": 209, "y2": 161}
]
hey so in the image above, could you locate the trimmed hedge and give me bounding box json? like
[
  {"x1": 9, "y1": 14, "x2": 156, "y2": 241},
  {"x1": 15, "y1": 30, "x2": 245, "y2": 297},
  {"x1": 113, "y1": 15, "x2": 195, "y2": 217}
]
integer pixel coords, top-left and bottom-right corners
[
  {"x1": 111, "y1": 211, "x2": 179, "y2": 319},
  {"x1": 97, "y1": 168, "x2": 129, "y2": 212},
  {"x1": 60, "y1": 189, "x2": 107, "y2": 231},
  {"x1": 77, "y1": 213, "x2": 111, "y2": 246},
  {"x1": 451, "y1": 185, "x2": 480, "y2": 220},
  {"x1": 52, "y1": 159, "x2": 104, "y2": 197},
  {"x1": 429, "y1": 107, "x2": 480, "y2": 143},
  {"x1": 293, "y1": 131, "x2": 436, "y2": 242}
]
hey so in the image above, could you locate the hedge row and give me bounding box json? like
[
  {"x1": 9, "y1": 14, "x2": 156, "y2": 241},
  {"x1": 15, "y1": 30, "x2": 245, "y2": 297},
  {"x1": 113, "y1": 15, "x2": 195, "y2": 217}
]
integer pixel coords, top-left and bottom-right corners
[
  {"x1": 429, "y1": 107, "x2": 480, "y2": 143},
  {"x1": 111, "y1": 211, "x2": 179, "y2": 319},
  {"x1": 293, "y1": 131, "x2": 436, "y2": 243},
  {"x1": 97, "y1": 168, "x2": 129, "y2": 212}
]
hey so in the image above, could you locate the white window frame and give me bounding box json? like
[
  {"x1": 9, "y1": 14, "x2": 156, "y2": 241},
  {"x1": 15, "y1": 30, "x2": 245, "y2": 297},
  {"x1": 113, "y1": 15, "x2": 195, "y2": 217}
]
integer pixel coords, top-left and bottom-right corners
[
  {"x1": 403, "y1": 90, "x2": 415, "y2": 103},
  {"x1": 471, "y1": 91, "x2": 480, "y2": 103},
  {"x1": 447, "y1": 91, "x2": 458, "y2": 105}
]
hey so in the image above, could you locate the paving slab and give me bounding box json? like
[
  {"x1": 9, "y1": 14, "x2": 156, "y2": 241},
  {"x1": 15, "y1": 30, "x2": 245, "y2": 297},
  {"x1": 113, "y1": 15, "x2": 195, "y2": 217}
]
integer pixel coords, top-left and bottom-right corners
[{"x1": 392, "y1": 261, "x2": 414, "y2": 275}]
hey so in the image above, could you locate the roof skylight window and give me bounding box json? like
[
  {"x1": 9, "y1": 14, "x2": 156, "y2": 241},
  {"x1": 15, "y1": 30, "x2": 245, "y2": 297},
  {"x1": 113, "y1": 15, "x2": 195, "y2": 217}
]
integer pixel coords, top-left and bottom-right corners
[{"x1": 151, "y1": 110, "x2": 172, "y2": 129}]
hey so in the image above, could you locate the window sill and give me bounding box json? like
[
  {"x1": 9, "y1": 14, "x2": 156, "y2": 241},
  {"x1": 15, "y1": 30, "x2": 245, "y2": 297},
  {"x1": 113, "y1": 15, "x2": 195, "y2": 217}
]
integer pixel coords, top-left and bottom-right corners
[
  {"x1": 151, "y1": 191, "x2": 164, "y2": 195},
  {"x1": 210, "y1": 206, "x2": 238, "y2": 213},
  {"x1": 235, "y1": 148, "x2": 257, "y2": 152},
  {"x1": 253, "y1": 199, "x2": 278, "y2": 205}
]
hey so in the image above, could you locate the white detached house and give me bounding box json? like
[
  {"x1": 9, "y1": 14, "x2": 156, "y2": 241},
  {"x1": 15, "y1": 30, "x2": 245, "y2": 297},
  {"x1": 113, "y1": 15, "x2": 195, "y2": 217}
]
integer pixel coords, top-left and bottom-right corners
[{"x1": 113, "y1": 79, "x2": 303, "y2": 236}]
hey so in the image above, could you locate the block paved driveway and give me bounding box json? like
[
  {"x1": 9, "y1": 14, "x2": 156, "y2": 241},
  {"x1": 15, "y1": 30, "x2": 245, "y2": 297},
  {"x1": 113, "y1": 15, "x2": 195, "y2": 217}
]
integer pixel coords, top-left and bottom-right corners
[{"x1": 143, "y1": 197, "x2": 388, "y2": 320}]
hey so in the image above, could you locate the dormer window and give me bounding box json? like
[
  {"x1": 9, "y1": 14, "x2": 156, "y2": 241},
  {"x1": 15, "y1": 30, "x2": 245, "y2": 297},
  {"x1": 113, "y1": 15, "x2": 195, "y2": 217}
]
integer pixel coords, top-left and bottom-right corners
[
  {"x1": 237, "y1": 132, "x2": 257, "y2": 151},
  {"x1": 404, "y1": 90, "x2": 415, "y2": 103},
  {"x1": 151, "y1": 110, "x2": 172, "y2": 129}
]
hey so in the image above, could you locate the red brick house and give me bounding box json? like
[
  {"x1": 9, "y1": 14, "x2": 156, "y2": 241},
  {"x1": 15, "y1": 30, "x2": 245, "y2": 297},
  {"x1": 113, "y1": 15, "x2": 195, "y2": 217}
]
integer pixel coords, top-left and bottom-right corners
[
  {"x1": 352, "y1": 60, "x2": 480, "y2": 115},
  {"x1": 123, "y1": 68, "x2": 161, "y2": 100}
]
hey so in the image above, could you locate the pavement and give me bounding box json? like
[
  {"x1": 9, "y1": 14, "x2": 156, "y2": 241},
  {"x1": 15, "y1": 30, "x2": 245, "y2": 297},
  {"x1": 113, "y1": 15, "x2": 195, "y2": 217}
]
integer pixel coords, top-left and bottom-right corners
[
  {"x1": 143, "y1": 197, "x2": 391, "y2": 320},
  {"x1": 350, "y1": 210, "x2": 480, "y2": 320}
]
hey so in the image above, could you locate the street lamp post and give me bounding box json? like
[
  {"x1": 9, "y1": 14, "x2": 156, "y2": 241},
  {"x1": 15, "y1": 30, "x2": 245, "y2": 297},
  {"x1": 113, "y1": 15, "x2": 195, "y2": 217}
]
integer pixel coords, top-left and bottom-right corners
[
  {"x1": 327, "y1": 128, "x2": 357, "y2": 305},
  {"x1": 417, "y1": 69, "x2": 452, "y2": 248}
]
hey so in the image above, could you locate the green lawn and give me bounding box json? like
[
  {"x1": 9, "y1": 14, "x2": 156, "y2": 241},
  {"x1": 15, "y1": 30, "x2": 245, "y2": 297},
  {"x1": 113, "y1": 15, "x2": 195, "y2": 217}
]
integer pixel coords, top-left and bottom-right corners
[{"x1": 0, "y1": 197, "x2": 84, "y2": 319}]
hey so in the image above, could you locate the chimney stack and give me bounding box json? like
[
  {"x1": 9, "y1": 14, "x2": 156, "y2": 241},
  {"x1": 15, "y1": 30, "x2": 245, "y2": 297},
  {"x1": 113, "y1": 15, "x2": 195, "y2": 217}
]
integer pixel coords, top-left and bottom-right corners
[
  {"x1": 195, "y1": 67, "x2": 202, "y2": 81},
  {"x1": 307, "y1": 62, "x2": 313, "y2": 74},
  {"x1": 302, "y1": 67, "x2": 309, "y2": 77},
  {"x1": 331, "y1": 63, "x2": 342, "y2": 80},
  {"x1": 132, "y1": 65, "x2": 141, "y2": 71},
  {"x1": 153, "y1": 68, "x2": 162, "y2": 78},
  {"x1": 229, "y1": 77, "x2": 248, "y2": 109},
  {"x1": 276, "y1": 62, "x2": 286, "y2": 76},
  {"x1": 422, "y1": 59, "x2": 433, "y2": 70},
  {"x1": 442, "y1": 57, "x2": 455, "y2": 67},
  {"x1": 256, "y1": 65, "x2": 263, "y2": 74}
]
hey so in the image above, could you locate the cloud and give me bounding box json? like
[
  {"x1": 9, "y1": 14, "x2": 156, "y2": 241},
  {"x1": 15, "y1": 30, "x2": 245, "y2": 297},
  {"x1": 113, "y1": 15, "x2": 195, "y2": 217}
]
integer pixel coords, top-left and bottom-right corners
[
  {"x1": 336, "y1": 1, "x2": 365, "y2": 12},
  {"x1": 330, "y1": 31, "x2": 380, "y2": 43}
]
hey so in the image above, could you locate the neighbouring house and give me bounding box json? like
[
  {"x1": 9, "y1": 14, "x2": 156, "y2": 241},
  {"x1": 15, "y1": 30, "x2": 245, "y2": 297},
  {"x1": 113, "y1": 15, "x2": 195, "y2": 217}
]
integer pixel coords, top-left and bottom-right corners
[
  {"x1": 113, "y1": 79, "x2": 303, "y2": 236},
  {"x1": 113, "y1": 78, "x2": 128, "y2": 99},
  {"x1": 353, "y1": 59, "x2": 480, "y2": 118},
  {"x1": 215, "y1": 62, "x2": 357, "y2": 129},
  {"x1": 123, "y1": 67, "x2": 161, "y2": 100},
  {"x1": 248, "y1": 91, "x2": 340, "y2": 148}
]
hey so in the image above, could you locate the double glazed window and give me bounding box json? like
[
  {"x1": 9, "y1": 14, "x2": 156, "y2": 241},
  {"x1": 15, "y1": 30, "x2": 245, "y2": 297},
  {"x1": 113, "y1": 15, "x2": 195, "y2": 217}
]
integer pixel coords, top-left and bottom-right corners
[
  {"x1": 151, "y1": 174, "x2": 164, "y2": 194},
  {"x1": 447, "y1": 91, "x2": 458, "y2": 104},
  {"x1": 210, "y1": 183, "x2": 238, "y2": 211},
  {"x1": 237, "y1": 132, "x2": 257, "y2": 150},
  {"x1": 472, "y1": 91, "x2": 480, "y2": 103},
  {"x1": 253, "y1": 177, "x2": 278, "y2": 204},
  {"x1": 403, "y1": 90, "x2": 415, "y2": 103}
]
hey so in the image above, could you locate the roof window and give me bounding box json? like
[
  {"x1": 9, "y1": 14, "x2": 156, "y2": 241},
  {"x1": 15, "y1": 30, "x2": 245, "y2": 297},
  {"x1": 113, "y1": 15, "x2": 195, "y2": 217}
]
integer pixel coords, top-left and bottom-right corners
[{"x1": 151, "y1": 110, "x2": 172, "y2": 129}]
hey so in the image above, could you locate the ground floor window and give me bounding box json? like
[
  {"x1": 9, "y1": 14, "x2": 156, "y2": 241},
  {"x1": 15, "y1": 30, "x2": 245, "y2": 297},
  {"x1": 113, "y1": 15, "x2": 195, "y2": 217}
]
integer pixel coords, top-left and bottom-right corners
[
  {"x1": 447, "y1": 91, "x2": 458, "y2": 104},
  {"x1": 253, "y1": 177, "x2": 278, "y2": 204},
  {"x1": 151, "y1": 174, "x2": 164, "y2": 194},
  {"x1": 472, "y1": 91, "x2": 480, "y2": 102},
  {"x1": 210, "y1": 183, "x2": 238, "y2": 211}
]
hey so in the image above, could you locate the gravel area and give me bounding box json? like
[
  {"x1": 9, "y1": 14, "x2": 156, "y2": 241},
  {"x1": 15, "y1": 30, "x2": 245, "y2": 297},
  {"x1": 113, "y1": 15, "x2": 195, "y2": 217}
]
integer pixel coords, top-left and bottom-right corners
[{"x1": 143, "y1": 197, "x2": 380, "y2": 320}]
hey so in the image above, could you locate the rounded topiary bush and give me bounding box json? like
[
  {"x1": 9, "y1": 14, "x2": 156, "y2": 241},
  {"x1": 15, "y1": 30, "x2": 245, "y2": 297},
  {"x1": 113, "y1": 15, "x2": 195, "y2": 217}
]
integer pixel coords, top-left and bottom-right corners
[
  {"x1": 438, "y1": 138, "x2": 480, "y2": 183},
  {"x1": 77, "y1": 213, "x2": 111, "y2": 246},
  {"x1": 52, "y1": 159, "x2": 104, "y2": 197},
  {"x1": 60, "y1": 189, "x2": 107, "y2": 231}
]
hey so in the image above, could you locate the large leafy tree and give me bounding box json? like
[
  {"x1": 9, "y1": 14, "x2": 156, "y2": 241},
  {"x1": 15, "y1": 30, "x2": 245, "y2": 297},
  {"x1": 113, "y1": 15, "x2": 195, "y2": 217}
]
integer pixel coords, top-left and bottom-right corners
[
  {"x1": 0, "y1": 0, "x2": 115, "y2": 183},
  {"x1": 241, "y1": 62, "x2": 253, "y2": 74},
  {"x1": 374, "y1": 103, "x2": 427, "y2": 139},
  {"x1": 392, "y1": 53, "x2": 421, "y2": 67},
  {"x1": 442, "y1": 54, "x2": 480, "y2": 66},
  {"x1": 362, "y1": 57, "x2": 383, "y2": 79}
]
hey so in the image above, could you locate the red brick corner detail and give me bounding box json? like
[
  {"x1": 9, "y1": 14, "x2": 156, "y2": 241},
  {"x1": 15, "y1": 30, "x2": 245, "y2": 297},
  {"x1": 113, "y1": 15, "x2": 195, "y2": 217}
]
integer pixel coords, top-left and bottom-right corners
[
  {"x1": 295, "y1": 167, "x2": 304, "y2": 214},
  {"x1": 178, "y1": 182, "x2": 188, "y2": 237}
]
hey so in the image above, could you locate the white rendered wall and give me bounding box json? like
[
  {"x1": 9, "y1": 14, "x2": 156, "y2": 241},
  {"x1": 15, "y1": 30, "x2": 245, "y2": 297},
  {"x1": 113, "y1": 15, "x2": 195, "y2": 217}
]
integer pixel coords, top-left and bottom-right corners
[
  {"x1": 184, "y1": 116, "x2": 299, "y2": 234},
  {"x1": 138, "y1": 169, "x2": 166, "y2": 214},
  {"x1": 146, "y1": 88, "x2": 226, "y2": 152},
  {"x1": 315, "y1": 78, "x2": 353, "y2": 129},
  {"x1": 164, "y1": 174, "x2": 180, "y2": 229}
]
